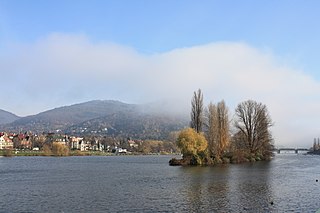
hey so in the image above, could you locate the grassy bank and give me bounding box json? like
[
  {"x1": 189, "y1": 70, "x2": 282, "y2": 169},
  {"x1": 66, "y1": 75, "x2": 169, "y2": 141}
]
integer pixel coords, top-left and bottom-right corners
[
  {"x1": 0, "y1": 150, "x2": 115, "y2": 157},
  {"x1": 0, "y1": 150, "x2": 177, "y2": 157}
]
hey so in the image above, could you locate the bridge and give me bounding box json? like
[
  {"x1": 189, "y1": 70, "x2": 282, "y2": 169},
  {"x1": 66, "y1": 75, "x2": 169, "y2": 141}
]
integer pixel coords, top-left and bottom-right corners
[{"x1": 274, "y1": 148, "x2": 310, "y2": 154}]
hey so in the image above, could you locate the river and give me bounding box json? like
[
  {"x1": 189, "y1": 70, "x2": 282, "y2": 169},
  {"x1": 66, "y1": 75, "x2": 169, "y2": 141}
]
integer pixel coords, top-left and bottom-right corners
[{"x1": 0, "y1": 154, "x2": 319, "y2": 212}]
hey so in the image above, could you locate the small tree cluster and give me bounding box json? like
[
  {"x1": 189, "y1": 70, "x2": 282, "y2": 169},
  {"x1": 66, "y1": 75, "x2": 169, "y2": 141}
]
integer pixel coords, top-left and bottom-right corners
[{"x1": 174, "y1": 89, "x2": 274, "y2": 165}]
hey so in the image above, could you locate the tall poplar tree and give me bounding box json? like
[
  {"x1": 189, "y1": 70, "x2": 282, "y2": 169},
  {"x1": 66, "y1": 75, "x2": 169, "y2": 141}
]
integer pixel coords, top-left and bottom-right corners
[
  {"x1": 205, "y1": 100, "x2": 230, "y2": 159},
  {"x1": 190, "y1": 89, "x2": 204, "y2": 133}
]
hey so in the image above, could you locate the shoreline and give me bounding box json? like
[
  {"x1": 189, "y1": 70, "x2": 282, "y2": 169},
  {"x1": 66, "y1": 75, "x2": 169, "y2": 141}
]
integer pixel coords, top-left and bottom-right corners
[
  {"x1": 307, "y1": 151, "x2": 320, "y2": 155},
  {"x1": 0, "y1": 150, "x2": 180, "y2": 157}
]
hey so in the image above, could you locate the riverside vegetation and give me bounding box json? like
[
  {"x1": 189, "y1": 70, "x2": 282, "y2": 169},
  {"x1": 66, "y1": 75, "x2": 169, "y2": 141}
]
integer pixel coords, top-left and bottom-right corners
[
  {"x1": 0, "y1": 133, "x2": 179, "y2": 157},
  {"x1": 170, "y1": 89, "x2": 274, "y2": 166}
]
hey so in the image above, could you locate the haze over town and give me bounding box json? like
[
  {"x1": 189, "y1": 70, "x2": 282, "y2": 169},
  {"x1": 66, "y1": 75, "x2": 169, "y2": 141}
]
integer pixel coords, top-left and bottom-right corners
[{"x1": 1, "y1": 1, "x2": 320, "y2": 147}]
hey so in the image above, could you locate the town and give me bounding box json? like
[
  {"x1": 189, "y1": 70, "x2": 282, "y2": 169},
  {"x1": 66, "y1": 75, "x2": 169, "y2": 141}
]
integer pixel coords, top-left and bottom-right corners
[{"x1": 0, "y1": 131, "x2": 178, "y2": 156}]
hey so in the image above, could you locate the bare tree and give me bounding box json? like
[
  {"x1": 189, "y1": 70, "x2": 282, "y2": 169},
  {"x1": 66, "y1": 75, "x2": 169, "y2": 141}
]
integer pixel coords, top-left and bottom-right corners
[
  {"x1": 190, "y1": 89, "x2": 204, "y2": 133},
  {"x1": 234, "y1": 100, "x2": 273, "y2": 156}
]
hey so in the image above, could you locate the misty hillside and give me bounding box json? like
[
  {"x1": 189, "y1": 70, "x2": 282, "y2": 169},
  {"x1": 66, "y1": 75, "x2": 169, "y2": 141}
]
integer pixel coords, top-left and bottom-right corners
[
  {"x1": 65, "y1": 111, "x2": 187, "y2": 140},
  {"x1": 1, "y1": 100, "x2": 188, "y2": 140},
  {"x1": 0, "y1": 109, "x2": 20, "y2": 125},
  {"x1": 3, "y1": 100, "x2": 138, "y2": 132}
]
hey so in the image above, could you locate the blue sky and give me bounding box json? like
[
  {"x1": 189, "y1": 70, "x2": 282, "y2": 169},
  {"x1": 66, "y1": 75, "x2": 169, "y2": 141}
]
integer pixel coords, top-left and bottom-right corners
[
  {"x1": 1, "y1": 0, "x2": 320, "y2": 146},
  {"x1": 1, "y1": 0, "x2": 320, "y2": 75}
]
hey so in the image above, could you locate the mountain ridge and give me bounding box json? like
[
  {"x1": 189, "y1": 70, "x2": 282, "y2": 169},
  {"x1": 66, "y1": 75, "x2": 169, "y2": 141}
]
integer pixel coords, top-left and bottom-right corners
[
  {"x1": 0, "y1": 109, "x2": 20, "y2": 125},
  {"x1": 0, "y1": 100, "x2": 188, "y2": 140}
]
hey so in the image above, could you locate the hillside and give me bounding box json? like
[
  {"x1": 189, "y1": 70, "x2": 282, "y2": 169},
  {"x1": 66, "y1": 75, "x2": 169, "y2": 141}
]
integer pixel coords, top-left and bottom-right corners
[
  {"x1": 2, "y1": 100, "x2": 138, "y2": 132},
  {"x1": 1, "y1": 100, "x2": 188, "y2": 140},
  {"x1": 0, "y1": 109, "x2": 20, "y2": 125},
  {"x1": 65, "y1": 111, "x2": 187, "y2": 140}
]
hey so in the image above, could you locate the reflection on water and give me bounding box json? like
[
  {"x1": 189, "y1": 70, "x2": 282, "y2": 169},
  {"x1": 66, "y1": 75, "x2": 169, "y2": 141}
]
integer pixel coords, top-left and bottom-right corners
[
  {"x1": 177, "y1": 155, "x2": 320, "y2": 212},
  {"x1": 0, "y1": 155, "x2": 320, "y2": 212},
  {"x1": 232, "y1": 162, "x2": 273, "y2": 212},
  {"x1": 179, "y1": 166, "x2": 231, "y2": 212},
  {"x1": 178, "y1": 162, "x2": 273, "y2": 212}
]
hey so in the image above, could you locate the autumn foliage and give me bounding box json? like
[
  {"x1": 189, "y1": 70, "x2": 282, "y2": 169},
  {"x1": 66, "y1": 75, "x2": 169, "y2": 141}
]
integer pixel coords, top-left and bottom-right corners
[
  {"x1": 52, "y1": 142, "x2": 69, "y2": 156},
  {"x1": 176, "y1": 128, "x2": 208, "y2": 165},
  {"x1": 171, "y1": 89, "x2": 274, "y2": 166}
]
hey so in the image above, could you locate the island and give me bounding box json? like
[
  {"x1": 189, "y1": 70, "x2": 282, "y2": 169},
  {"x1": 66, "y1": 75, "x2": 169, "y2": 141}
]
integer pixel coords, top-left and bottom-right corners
[{"x1": 170, "y1": 89, "x2": 274, "y2": 166}]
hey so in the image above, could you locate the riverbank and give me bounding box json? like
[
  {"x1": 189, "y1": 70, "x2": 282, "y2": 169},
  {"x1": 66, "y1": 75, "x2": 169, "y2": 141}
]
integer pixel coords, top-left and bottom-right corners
[
  {"x1": 169, "y1": 151, "x2": 273, "y2": 166},
  {"x1": 307, "y1": 150, "x2": 320, "y2": 155},
  {"x1": 0, "y1": 150, "x2": 112, "y2": 157},
  {"x1": 0, "y1": 150, "x2": 179, "y2": 157}
]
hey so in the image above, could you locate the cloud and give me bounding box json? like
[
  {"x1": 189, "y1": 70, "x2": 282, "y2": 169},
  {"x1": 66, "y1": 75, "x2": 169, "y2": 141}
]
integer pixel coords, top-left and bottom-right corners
[{"x1": 1, "y1": 33, "x2": 319, "y2": 147}]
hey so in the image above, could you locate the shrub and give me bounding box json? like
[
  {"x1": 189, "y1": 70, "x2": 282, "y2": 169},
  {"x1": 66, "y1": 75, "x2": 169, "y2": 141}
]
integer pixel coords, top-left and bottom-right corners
[
  {"x1": 3, "y1": 149, "x2": 13, "y2": 157},
  {"x1": 222, "y1": 157, "x2": 230, "y2": 164},
  {"x1": 42, "y1": 144, "x2": 52, "y2": 156},
  {"x1": 231, "y1": 149, "x2": 247, "y2": 164},
  {"x1": 52, "y1": 142, "x2": 69, "y2": 156}
]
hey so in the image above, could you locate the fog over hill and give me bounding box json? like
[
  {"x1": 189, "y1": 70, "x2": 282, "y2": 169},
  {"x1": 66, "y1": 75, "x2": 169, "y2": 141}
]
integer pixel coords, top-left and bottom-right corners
[{"x1": 0, "y1": 100, "x2": 188, "y2": 140}]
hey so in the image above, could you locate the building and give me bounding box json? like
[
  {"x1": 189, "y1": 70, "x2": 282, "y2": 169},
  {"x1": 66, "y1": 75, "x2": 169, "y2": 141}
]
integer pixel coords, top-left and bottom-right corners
[
  {"x1": 70, "y1": 137, "x2": 83, "y2": 150},
  {"x1": 0, "y1": 135, "x2": 13, "y2": 150}
]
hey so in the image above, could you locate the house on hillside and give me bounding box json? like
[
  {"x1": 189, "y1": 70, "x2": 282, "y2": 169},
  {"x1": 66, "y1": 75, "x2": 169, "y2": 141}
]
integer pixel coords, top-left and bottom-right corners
[
  {"x1": 15, "y1": 133, "x2": 32, "y2": 149},
  {"x1": 113, "y1": 147, "x2": 127, "y2": 154},
  {"x1": 80, "y1": 140, "x2": 92, "y2": 151},
  {"x1": 52, "y1": 134, "x2": 69, "y2": 146},
  {"x1": 90, "y1": 139, "x2": 104, "y2": 151},
  {"x1": 128, "y1": 139, "x2": 139, "y2": 148},
  {"x1": 0, "y1": 134, "x2": 13, "y2": 150},
  {"x1": 70, "y1": 137, "x2": 83, "y2": 150},
  {"x1": 69, "y1": 137, "x2": 98, "y2": 151}
]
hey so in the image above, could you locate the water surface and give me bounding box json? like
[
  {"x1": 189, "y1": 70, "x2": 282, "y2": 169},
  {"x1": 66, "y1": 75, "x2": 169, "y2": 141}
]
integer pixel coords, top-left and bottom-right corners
[{"x1": 0, "y1": 154, "x2": 319, "y2": 212}]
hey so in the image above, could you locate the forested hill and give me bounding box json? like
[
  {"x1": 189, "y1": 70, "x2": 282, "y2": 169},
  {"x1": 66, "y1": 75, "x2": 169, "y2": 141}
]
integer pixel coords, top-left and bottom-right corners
[
  {"x1": 65, "y1": 111, "x2": 187, "y2": 140},
  {"x1": 0, "y1": 109, "x2": 20, "y2": 125},
  {"x1": 0, "y1": 100, "x2": 188, "y2": 140}
]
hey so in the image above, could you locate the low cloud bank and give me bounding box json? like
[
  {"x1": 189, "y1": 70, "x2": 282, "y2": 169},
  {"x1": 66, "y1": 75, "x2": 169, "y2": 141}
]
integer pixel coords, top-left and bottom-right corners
[{"x1": 1, "y1": 33, "x2": 319, "y2": 147}]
